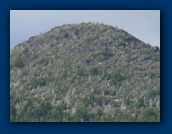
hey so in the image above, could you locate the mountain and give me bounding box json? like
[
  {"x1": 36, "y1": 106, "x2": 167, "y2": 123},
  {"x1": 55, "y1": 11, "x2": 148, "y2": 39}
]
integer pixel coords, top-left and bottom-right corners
[{"x1": 10, "y1": 22, "x2": 160, "y2": 122}]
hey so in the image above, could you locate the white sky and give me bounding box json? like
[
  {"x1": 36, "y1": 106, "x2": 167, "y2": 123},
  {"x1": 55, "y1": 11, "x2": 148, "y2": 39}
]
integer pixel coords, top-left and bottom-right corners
[{"x1": 10, "y1": 10, "x2": 160, "y2": 48}]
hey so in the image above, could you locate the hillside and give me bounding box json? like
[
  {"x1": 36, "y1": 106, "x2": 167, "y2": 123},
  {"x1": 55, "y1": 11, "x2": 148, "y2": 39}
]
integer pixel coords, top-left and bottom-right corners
[{"x1": 10, "y1": 22, "x2": 160, "y2": 122}]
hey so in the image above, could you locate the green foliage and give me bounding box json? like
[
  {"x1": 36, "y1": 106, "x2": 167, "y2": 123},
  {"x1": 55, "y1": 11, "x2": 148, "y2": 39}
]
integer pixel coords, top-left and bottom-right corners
[
  {"x1": 151, "y1": 54, "x2": 159, "y2": 61},
  {"x1": 76, "y1": 69, "x2": 85, "y2": 76},
  {"x1": 101, "y1": 71, "x2": 111, "y2": 80},
  {"x1": 124, "y1": 97, "x2": 130, "y2": 106},
  {"x1": 144, "y1": 71, "x2": 159, "y2": 79},
  {"x1": 10, "y1": 104, "x2": 17, "y2": 122},
  {"x1": 146, "y1": 90, "x2": 159, "y2": 99},
  {"x1": 28, "y1": 77, "x2": 46, "y2": 88},
  {"x1": 141, "y1": 108, "x2": 159, "y2": 122},
  {"x1": 22, "y1": 99, "x2": 33, "y2": 113},
  {"x1": 40, "y1": 102, "x2": 52, "y2": 113},
  {"x1": 139, "y1": 48, "x2": 155, "y2": 55},
  {"x1": 11, "y1": 57, "x2": 24, "y2": 69},
  {"x1": 83, "y1": 97, "x2": 94, "y2": 107},
  {"x1": 61, "y1": 69, "x2": 68, "y2": 78},
  {"x1": 75, "y1": 107, "x2": 89, "y2": 121},
  {"x1": 83, "y1": 91, "x2": 103, "y2": 107},
  {"x1": 32, "y1": 102, "x2": 52, "y2": 121},
  {"x1": 83, "y1": 36, "x2": 96, "y2": 44},
  {"x1": 136, "y1": 97, "x2": 144, "y2": 108},
  {"x1": 116, "y1": 41, "x2": 125, "y2": 47},
  {"x1": 23, "y1": 48, "x2": 29, "y2": 53},
  {"x1": 123, "y1": 36, "x2": 133, "y2": 42},
  {"x1": 70, "y1": 75, "x2": 77, "y2": 83},
  {"x1": 96, "y1": 109, "x2": 103, "y2": 118},
  {"x1": 90, "y1": 67, "x2": 99, "y2": 75},
  {"x1": 104, "y1": 90, "x2": 110, "y2": 96},
  {"x1": 58, "y1": 102, "x2": 67, "y2": 111},
  {"x1": 110, "y1": 68, "x2": 124, "y2": 86},
  {"x1": 38, "y1": 58, "x2": 49, "y2": 66},
  {"x1": 97, "y1": 50, "x2": 112, "y2": 61},
  {"x1": 85, "y1": 59, "x2": 91, "y2": 64}
]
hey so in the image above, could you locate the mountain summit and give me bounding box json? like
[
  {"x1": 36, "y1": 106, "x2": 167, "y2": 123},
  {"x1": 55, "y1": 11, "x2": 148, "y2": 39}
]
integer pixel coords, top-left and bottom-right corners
[{"x1": 10, "y1": 22, "x2": 160, "y2": 122}]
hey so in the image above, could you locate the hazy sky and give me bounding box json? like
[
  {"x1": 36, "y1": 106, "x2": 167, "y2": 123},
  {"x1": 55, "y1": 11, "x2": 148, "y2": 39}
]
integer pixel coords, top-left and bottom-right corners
[{"x1": 10, "y1": 10, "x2": 160, "y2": 48}]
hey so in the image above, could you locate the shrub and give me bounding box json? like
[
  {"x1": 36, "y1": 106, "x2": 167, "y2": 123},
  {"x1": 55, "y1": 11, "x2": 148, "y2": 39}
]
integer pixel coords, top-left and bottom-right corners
[
  {"x1": 136, "y1": 97, "x2": 144, "y2": 108},
  {"x1": 10, "y1": 104, "x2": 17, "y2": 121},
  {"x1": 23, "y1": 48, "x2": 29, "y2": 53},
  {"x1": 104, "y1": 90, "x2": 110, "y2": 96},
  {"x1": 11, "y1": 57, "x2": 24, "y2": 69},
  {"x1": 90, "y1": 67, "x2": 99, "y2": 75},
  {"x1": 28, "y1": 77, "x2": 47, "y2": 88},
  {"x1": 75, "y1": 107, "x2": 89, "y2": 121},
  {"x1": 76, "y1": 69, "x2": 85, "y2": 76},
  {"x1": 110, "y1": 68, "x2": 124, "y2": 86},
  {"x1": 116, "y1": 41, "x2": 125, "y2": 47},
  {"x1": 146, "y1": 90, "x2": 159, "y2": 99},
  {"x1": 38, "y1": 58, "x2": 49, "y2": 66},
  {"x1": 141, "y1": 108, "x2": 158, "y2": 122},
  {"x1": 22, "y1": 99, "x2": 33, "y2": 113},
  {"x1": 101, "y1": 71, "x2": 111, "y2": 80},
  {"x1": 124, "y1": 97, "x2": 130, "y2": 105},
  {"x1": 151, "y1": 54, "x2": 159, "y2": 61},
  {"x1": 97, "y1": 50, "x2": 112, "y2": 61}
]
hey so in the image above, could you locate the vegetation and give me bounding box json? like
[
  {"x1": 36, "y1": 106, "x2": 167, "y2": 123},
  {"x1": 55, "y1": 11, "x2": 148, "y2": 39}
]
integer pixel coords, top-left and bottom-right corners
[
  {"x1": 10, "y1": 22, "x2": 160, "y2": 122},
  {"x1": 10, "y1": 57, "x2": 24, "y2": 69}
]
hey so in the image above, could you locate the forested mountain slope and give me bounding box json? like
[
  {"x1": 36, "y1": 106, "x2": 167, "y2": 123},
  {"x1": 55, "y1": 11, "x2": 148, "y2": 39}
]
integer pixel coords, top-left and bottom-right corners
[{"x1": 10, "y1": 22, "x2": 160, "y2": 122}]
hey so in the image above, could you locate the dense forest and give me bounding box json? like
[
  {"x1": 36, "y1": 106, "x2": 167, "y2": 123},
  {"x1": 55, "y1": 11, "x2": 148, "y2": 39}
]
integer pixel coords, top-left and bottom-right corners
[{"x1": 10, "y1": 22, "x2": 160, "y2": 122}]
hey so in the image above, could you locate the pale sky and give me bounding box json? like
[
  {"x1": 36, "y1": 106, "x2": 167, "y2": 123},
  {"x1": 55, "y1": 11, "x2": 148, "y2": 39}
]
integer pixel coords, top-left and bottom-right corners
[{"x1": 10, "y1": 10, "x2": 160, "y2": 48}]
